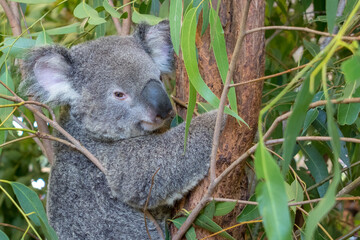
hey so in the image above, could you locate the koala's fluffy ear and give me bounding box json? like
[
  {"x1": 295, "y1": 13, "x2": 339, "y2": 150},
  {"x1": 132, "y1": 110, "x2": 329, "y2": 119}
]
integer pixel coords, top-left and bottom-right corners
[
  {"x1": 134, "y1": 21, "x2": 174, "y2": 73},
  {"x1": 21, "y1": 46, "x2": 79, "y2": 106}
]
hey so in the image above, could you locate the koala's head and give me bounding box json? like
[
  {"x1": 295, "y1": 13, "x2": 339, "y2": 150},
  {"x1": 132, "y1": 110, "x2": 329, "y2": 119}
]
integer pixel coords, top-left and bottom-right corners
[{"x1": 21, "y1": 21, "x2": 174, "y2": 140}]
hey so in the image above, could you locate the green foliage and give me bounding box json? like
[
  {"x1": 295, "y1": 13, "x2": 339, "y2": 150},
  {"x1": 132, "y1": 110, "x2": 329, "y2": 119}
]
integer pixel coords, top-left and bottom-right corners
[{"x1": 0, "y1": 0, "x2": 360, "y2": 239}]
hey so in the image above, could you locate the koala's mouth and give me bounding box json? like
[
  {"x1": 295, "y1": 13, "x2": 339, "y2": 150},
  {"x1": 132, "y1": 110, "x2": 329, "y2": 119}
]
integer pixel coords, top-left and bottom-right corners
[{"x1": 140, "y1": 118, "x2": 166, "y2": 131}]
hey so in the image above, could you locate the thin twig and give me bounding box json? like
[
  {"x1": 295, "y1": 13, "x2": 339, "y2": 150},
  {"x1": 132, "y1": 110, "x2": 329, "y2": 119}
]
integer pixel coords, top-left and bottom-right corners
[
  {"x1": 336, "y1": 176, "x2": 360, "y2": 197},
  {"x1": 0, "y1": 222, "x2": 39, "y2": 240},
  {"x1": 296, "y1": 206, "x2": 333, "y2": 240},
  {"x1": 172, "y1": 1, "x2": 253, "y2": 239},
  {"x1": 121, "y1": 0, "x2": 131, "y2": 36},
  {"x1": 230, "y1": 64, "x2": 307, "y2": 87},
  {"x1": 108, "y1": 0, "x2": 122, "y2": 35},
  {"x1": 245, "y1": 26, "x2": 360, "y2": 41},
  {"x1": 263, "y1": 97, "x2": 360, "y2": 140},
  {"x1": 307, "y1": 160, "x2": 360, "y2": 192},
  {"x1": 0, "y1": 134, "x2": 36, "y2": 148},
  {"x1": 213, "y1": 196, "x2": 360, "y2": 206},
  {"x1": 143, "y1": 168, "x2": 162, "y2": 240},
  {"x1": 171, "y1": 95, "x2": 199, "y2": 116},
  {"x1": 336, "y1": 225, "x2": 360, "y2": 240}
]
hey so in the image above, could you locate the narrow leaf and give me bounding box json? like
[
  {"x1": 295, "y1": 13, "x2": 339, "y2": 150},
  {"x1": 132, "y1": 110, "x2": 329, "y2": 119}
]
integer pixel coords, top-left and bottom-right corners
[
  {"x1": 169, "y1": 0, "x2": 182, "y2": 55},
  {"x1": 201, "y1": 0, "x2": 210, "y2": 35},
  {"x1": 255, "y1": 142, "x2": 292, "y2": 240},
  {"x1": 171, "y1": 217, "x2": 197, "y2": 240},
  {"x1": 132, "y1": 11, "x2": 164, "y2": 25},
  {"x1": 35, "y1": 30, "x2": 53, "y2": 46},
  {"x1": 159, "y1": 0, "x2": 170, "y2": 18},
  {"x1": 326, "y1": 0, "x2": 339, "y2": 33},
  {"x1": 341, "y1": 55, "x2": 360, "y2": 83},
  {"x1": 237, "y1": 195, "x2": 259, "y2": 222},
  {"x1": 181, "y1": 8, "x2": 247, "y2": 125},
  {"x1": 2, "y1": 37, "x2": 36, "y2": 58},
  {"x1": 338, "y1": 87, "x2": 360, "y2": 125},
  {"x1": 209, "y1": 8, "x2": 238, "y2": 115},
  {"x1": 103, "y1": 0, "x2": 120, "y2": 18},
  {"x1": 204, "y1": 200, "x2": 215, "y2": 219},
  {"x1": 214, "y1": 201, "x2": 236, "y2": 217},
  {"x1": 195, "y1": 213, "x2": 235, "y2": 240},
  {"x1": 285, "y1": 180, "x2": 304, "y2": 212},
  {"x1": 184, "y1": 82, "x2": 196, "y2": 151},
  {"x1": 0, "y1": 65, "x2": 14, "y2": 128},
  {"x1": 282, "y1": 72, "x2": 321, "y2": 175},
  {"x1": 73, "y1": 2, "x2": 106, "y2": 25},
  {"x1": 300, "y1": 144, "x2": 329, "y2": 197}
]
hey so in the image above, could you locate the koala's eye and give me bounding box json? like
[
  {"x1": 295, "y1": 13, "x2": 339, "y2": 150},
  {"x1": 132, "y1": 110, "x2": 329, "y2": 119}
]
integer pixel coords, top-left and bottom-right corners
[{"x1": 114, "y1": 91, "x2": 127, "y2": 100}]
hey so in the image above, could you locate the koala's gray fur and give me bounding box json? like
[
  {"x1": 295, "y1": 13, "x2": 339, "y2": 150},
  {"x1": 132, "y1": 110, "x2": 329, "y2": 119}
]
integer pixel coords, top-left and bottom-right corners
[{"x1": 21, "y1": 21, "x2": 222, "y2": 239}]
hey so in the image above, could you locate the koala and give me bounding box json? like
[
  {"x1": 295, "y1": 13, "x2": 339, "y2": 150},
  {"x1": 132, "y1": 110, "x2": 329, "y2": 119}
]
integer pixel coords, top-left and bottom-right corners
[{"x1": 21, "y1": 21, "x2": 222, "y2": 239}]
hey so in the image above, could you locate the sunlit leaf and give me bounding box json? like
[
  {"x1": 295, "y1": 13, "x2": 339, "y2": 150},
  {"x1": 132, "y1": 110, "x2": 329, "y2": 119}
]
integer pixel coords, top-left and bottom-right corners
[
  {"x1": 132, "y1": 11, "x2": 164, "y2": 25},
  {"x1": 103, "y1": 0, "x2": 120, "y2": 18},
  {"x1": 169, "y1": 0, "x2": 182, "y2": 55},
  {"x1": 338, "y1": 87, "x2": 360, "y2": 125},
  {"x1": 255, "y1": 142, "x2": 291, "y2": 240},
  {"x1": 2, "y1": 37, "x2": 36, "y2": 58},
  {"x1": 35, "y1": 30, "x2": 53, "y2": 46},
  {"x1": 204, "y1": 200, "x2": 215, "y2": 218},
  {"x1": 194, "y1": 213, "x2": 235, "y2": 240},
  {"x1": 8, "y1": 0, "x2": 55, "y2": 3},
  {"x1": 214, "y1": 201, "x2": 236, "y2": 217},
  {"x1": 74, "y1": 2, "x2": 106, "y2": 25},
  {"x1": 285, "y1": 180, "x2": 304, "y2": 212},
  {"x1": 341, "y1": 55, "x2": 360, "y2": 83}
]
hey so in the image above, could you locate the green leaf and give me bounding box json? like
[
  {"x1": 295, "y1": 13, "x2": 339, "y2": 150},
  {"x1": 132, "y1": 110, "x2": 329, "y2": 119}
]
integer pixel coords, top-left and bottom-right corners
[
  {"x1": 303, "y1": 40, "x2": 320, "y2": 57},
  {"x1": 184, "y1": 82, "x2": 197, "y2": 151},
  {"x1": 304, "y1": 100, "x2": 341, "y2": 239},
  {"x1": 194, "y1": 213, "x2": 235, "y2": 240},
  {"x1": 94, "y1": 0, "x2": 106, "y2": 38},
  {"x1": 0, "y1": 65, "x2": 14, "y2": 128},
  {"x1": 338, "y1": 86, "x2": 360, "y2": 125},
  {"x1": 302, "y1": 108, "x2": 319, "y2": 134},
  {"x1": 73, "y1": 2, "x2": 106, "y2": 25},
  {"x1": 197, "y1": 102, "x2": 216, "y2": 113},
  {"x1": 255, "y1": 142, "x2": 292, "y2": 240},
  {"x1": 8, "y1": 0, "x2": 55, "y2": 3},
  {"x1": 0, "y1": 131, "x2": 6, "y2": 156},
  {"x1": 285, "y1": 180, "x2": 304, "y2": 212},
  {"x1": 2, "y1": 37, "x2": 36, "y2": 58},
  {"x1": 181, "y1": 8, "x2": 247, "y2": 125},
  {"x1": 282, "y1": 72, "x2": 321, "y2": 175},
  {"x1": 10, "y1": 182, "x2": 58, "y2": 240},
  {"x1": 169, "y1": 0, "x2": 182, "y2": 55},
  {"x1": 150, "y1": 0, "x2": 160, "y2": 16},
  {"x1": 341, "y1": 55, "x2": 360, "y2": 83},
  {"x1": 300, "y1": 144, "x2": 329, "y2": 197},
  {"x1": 209, "y1": 8, "x2": 238, "y2": 115},
  {"x1": 29, "y1": 23, "x2": 81, "y2": 36},
  {"x1": 204, "y1": 200, "x2": 215, "y2": 218},
  {"x1": 170, "y1": 115, "x2": 184, "y2": 128},
  {"x1": 214, "y1": 201, "x2": 236, "y2": 217},
  {"x1": 171, "y1": 217, "x2": 197, "y2": 240},
  {"x1": 132, "y1": 11, "x2": 164, "y2": 25},
  {"x1": 326, "y1": 0, "x2": 339, "y2": 33},
  {"x1": 201, "y1": 0, "x2": 210, "y2": 35},
  {"x1": 237, "y1": 195, "x2": 260, "y2": 222},
  {"x1": 159, "y1": 0, "x2": 170, "y2": 18},
  {"x1": 0, "y1": 230, "x2": 9, "y2": 240},
  {"x1": 35, "y1": 30, "x2": 53, "y2": 46},
  {"x1": 103, "y1": 0, "x2": 120, "y2": 18}
]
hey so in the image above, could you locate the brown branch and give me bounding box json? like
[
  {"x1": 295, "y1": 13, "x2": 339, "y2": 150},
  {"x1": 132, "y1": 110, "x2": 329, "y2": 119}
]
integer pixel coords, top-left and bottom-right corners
[
  {"x1": 108, "y1": 0, "x2": 122, "y2": 35},
  {"x1": 121, "y1": 0, "x2": 131, "y2": 36},
  {"x1": 0, "y1": 134, "x2": 36, "y2": 148},
  {"x1": 172, "y1": 1, "x2": 253, "y2": 238},
  {"x1": 245, "y1": 26, "x2": 360, "y2": 41},
  {"x1": 230, "y1": 64, "x2": 307, "y2": 87},
  {"x1": 0, "y1": 0, "x2": 21, "y2": 36},
  {"x1": 171, "y1": 95, "x2": 199, "y2": 116},
  {"x1": 0, "y1": 222, "x2": 39, "y2": 240}
]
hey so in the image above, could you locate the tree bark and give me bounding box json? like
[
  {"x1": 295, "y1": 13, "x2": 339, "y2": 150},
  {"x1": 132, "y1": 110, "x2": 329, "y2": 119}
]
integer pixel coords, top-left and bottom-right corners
[{"x1": 172, "y1": 0, "x2": 265, "y2": 239}]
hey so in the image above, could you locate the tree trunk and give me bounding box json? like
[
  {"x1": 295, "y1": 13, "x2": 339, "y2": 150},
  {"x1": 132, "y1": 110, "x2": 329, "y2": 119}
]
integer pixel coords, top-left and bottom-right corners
[{"x1": 172, "y1": 0, "x2": 265, "y2": 239}]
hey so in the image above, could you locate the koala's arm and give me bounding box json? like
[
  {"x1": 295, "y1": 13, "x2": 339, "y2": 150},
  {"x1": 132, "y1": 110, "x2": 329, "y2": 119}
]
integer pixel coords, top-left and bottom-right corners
[{"x1": 104, "y1": 110, "x2": 224, "y2": 209}]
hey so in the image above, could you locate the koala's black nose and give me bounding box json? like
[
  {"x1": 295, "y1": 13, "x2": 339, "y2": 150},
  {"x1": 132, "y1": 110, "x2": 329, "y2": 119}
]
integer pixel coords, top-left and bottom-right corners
[{"x1": 141, "y1": 80, "x2": 173, "y2": 119}]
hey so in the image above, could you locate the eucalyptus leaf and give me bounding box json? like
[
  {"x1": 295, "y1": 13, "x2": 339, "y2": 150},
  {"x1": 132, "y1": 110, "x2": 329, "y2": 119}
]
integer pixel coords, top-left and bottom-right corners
[
  {"x1": 2, "y1": 37, "x2": 36, "y2": 58},
  {"x1": 132, "y1": 11, "x2": 164, "y2": 25},
  {"x1": 236, "y1": 195, "x2": 259, "y2": 222},
  {"x1": 35, "y1": 30, "x2": 53, "y2": 46},
  {"x1": 8, "y1": 0, "x2": 55, "y2": 3},
  {"x1": 169, "y1": 0, "x2": 182, "y2": 55},
  {"x1": 0, "y1": 230, "x2": 9, "y2": 240},
  {"x1": 103, "y1": 0, "x2": 120, "y2": 18},
  {"x1": 214, "y1": 201, "x2": 236, "y2": 217},
  {"x1": 195, "y1": 213, "x2": 235, "y2": 240},
  {"x1": 171, "y1": 217, "x2": 197, "y2": 240},
  {"x1": 255, "y1": 143, "x2": 292, "y2": 240},
  {"x1": 326, "y1": 0, "x2": 339, "y2": 33}
]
